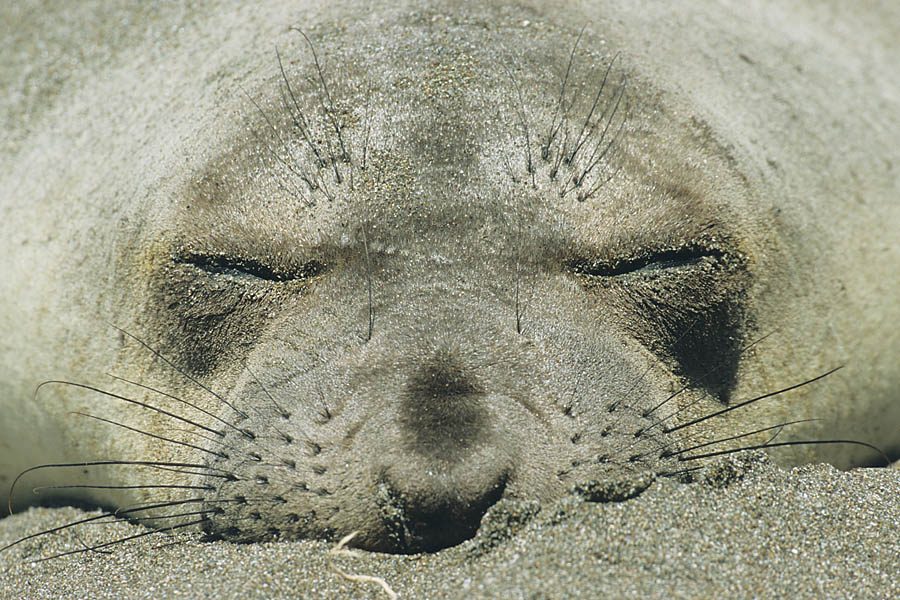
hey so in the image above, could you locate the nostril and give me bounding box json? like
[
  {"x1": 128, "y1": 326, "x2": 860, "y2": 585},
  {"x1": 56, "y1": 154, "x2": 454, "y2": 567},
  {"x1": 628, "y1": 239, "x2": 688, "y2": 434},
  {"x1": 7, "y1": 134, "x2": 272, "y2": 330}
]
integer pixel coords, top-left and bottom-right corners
[{"x1": 376, "y1": 469, "x2": 509, "y2": 553}]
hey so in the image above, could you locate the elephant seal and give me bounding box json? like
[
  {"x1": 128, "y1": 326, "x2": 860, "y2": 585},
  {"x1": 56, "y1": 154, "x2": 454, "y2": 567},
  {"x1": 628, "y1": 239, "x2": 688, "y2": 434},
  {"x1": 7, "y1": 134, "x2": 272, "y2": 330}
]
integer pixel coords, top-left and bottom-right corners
[{"x1": 1, "y1": 0, "x2": 898, "y2": 554}]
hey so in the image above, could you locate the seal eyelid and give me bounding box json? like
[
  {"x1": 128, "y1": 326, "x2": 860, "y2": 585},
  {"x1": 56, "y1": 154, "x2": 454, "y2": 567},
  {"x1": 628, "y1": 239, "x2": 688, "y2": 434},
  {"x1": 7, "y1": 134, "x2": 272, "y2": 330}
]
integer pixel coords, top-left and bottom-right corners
[
  {"x1": 175, "y1": 253, "x2": 325, "y2": 283},
  {"x1": 568, "y1": 246, "x2": 725, "y2": 279}
]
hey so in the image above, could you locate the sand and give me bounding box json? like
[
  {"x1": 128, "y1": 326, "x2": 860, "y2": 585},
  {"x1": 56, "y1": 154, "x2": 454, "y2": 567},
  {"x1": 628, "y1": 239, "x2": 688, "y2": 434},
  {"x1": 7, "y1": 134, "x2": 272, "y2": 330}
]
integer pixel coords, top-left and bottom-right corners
[{"x1": 2, "y1": 452, "x2": 898, "y2": 599}]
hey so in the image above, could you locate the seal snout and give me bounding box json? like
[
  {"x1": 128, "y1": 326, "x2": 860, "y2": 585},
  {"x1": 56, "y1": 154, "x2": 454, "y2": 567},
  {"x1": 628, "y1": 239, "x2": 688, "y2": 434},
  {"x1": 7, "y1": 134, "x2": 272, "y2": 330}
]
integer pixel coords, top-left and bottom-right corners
[
  {"x1": 400, "y1": 352, "x2": 488, "y2": 458},
  {"x1": 376, "y1": 465, "x2": 509, "y2": 553},
  {"x1": 366, "y1": 349, "x2": 512, "y2": 552}
]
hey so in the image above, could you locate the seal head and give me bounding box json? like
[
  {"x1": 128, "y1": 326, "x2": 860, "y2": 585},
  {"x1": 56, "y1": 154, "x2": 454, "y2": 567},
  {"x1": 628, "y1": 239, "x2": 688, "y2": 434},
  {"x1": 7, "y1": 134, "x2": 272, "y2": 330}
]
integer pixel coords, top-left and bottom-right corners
[{"x1": 135, "y1": 17, "x2": 752, "y2": 552}]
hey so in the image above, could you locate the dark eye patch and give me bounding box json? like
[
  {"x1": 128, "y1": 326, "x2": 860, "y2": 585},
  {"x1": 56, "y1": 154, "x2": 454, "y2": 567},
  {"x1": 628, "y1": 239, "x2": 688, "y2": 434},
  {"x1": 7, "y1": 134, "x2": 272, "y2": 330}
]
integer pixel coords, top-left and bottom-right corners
[
  {"x1": 565, "y1": 241, "x2": 749, "y2": 403},
  {"x1": 176, "y1": 253, "x2": 325, "y2": 283}
]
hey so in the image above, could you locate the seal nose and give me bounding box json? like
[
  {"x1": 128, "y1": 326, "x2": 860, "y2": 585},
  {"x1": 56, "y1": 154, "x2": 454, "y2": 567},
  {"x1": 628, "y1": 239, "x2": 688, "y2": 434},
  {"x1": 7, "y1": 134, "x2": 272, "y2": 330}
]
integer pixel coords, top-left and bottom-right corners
[
  {"x1": 376, "y1": 467, "x2": 508, "y2": 552},
  {"x1": 400, "y1": 352, "x2": 487, "y2": 459},
  {"x1": 371, "y1": 351, "x2": 510, "y2": 552}
]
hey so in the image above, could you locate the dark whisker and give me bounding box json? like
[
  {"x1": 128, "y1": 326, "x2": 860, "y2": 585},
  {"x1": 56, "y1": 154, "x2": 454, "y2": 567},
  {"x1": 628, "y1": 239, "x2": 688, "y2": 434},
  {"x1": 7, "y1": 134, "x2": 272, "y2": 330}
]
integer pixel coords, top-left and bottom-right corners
[
  {"x1": 244, "y1": 364, "x2": 289, "y2": 419},
  {"x1": 607, "y1": 317, "x2": 706, "y2": 417},
  {"x1": 362, "y1": 224, "x2": 374, "y2": 341},
  {"x1": 658, "y1": 465, "x2": 705, "y2": 478},
  {"x1": 677, "y1": 439, "x2": 889, "y2": 465},
  {"x1": 8, "y1": 461, "x2": 233, "y2": 514},
  {"x1": 660, "y1": 419, "x2": 820, "y2": 458},
  {"x1": 26, "y1": 518, "x2": 209, "y2": 564},
  {"x1": 105, "y1": 374, "x2": 244, "y2": 435},
  {"x1": 293, "y1": 28, "x2": 349, "y2": 183},
  {"x1": 575, "y1": 75, "x2": 626, "y2": 189},
  {"x1": 241, "y1": 83, "x2": 314, "y2": 206},
  {"x1": 129, "y1": 508, "x2": 223, "y2": 523},
  {"x1": 2, "y1": 512, "x2": 124, "y2": 553},
  {"x1": 141, "y1": 465, "x2": 233, "y2": 478},
  {"x1": 108, "y1": 324, "x2": 248, "y2": 419},
  {"x1": 168, "y1": 428, "x2": 233, "y2": 447},
  {"x1": 116, "y1": 497, "x2": 254, "y2": 517},
  {"x1": 543, "y1": 25, "x2": 585, "y2": 160},
  {"x1": 71, "y1": 412, "x2": 227, "y2": 459},
  {"x1": 32, "y1": 483, "x2": 214, "y2": 493},
  {"x1": 550, "y1": 124, "x2": 570, "y2": 182},
  {"x1": 361, "y1": 83, "x2": 373, "y2": 170},
  {"x1": 663, "y1": 367, "x2": 842, "y2": 435},
  {"x1": 501, "y1": 62, "x2": 536, "y2": 186},
  {"x1": 501, "y1": 152, "x2": 519, "y2": 184},
  {"x1": 275, "y1": 47, "x2": 326, "y2": 168},
  {"x1": 236, "y1": 375, "x2": 318, "y2": 456},
  {"x1": 295, "y1": 29, "x2": 348, "y2": 162},
  {"x1": 2, "y1": 497, "x2": 216, "y2": 553},
  {"x1": 72, "y1": 529, "x2": 113, "y2": 555},
  {"x1": 568, "y1": 52, "x2": 619, "y2": 164},
  {"x1": 36, "y1": 381, "x2": 222, "y2": 438},
  {"x1": 579, "y1": 162, "x2": 622, "y2": 201},
  {"x1": 641, "y1": 330, "x2": 779, "y2": 422}
]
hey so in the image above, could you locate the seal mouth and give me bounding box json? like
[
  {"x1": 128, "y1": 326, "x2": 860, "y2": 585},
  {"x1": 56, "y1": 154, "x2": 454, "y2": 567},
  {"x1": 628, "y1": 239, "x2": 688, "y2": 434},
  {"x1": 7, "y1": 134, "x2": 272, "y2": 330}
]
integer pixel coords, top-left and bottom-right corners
[{"x1": 375, "y1": 470, "x2": 510, "y2": 553}]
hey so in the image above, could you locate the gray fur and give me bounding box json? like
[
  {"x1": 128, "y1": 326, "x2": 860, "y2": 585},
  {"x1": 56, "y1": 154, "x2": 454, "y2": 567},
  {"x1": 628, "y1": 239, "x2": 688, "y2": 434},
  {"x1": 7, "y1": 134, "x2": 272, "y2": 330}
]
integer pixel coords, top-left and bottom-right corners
[{"x1": 1, "y1": 0, "x2": 898, "y2": 553}]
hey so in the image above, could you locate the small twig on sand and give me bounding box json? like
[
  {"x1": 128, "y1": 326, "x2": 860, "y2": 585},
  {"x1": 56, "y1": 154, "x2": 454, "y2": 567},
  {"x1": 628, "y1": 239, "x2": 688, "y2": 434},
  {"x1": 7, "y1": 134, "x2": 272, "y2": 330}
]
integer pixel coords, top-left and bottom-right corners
[{"x1": 328, "y1": 532, "x2": 398, "y2": 599}]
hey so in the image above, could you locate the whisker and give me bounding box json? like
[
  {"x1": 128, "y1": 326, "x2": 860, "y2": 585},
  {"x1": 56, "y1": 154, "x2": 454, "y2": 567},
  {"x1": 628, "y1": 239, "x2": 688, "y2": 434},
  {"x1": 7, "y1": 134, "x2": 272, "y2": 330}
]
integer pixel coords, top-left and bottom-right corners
[
  {"x1": 275, "y1": 47, "x2": 326, "y2": 168},
  {"x1": 105, "y1": 374, "x2": 245, "y2": 435},
  {"x1": 107, "y1": 324, "x2": 248, "y2": 419},
  {"x1": 578, "y1": 162, "x2": 622, "y2": 201},
  {"x1": 168, "y1": 427, "x2": 233, "y2": 447},
  {"x1": 604, "y1": 316, "x2": 706, "y2": 421},
  {"x1": 660, "y1": 419, "x2": 820, "y2": 458},
  {"x1": 500, "y1": 62, "x2": 535, "y2": 186},
  {"x1": 2, "y1": 497, "x2": 217, "y2": 553},
  {"x1": 244, "y1": 364, "x2": 289, "y2": 419},
  {"x1": 643, "y1": 330, "x2": 778, "y2": 420},
  {"x1": 293, "y1": 28, "x2": 348, "y2": 183},
  {"x1": 663, "y1": 367, "x2": 842, "y2": 435},
  {"x1": 32, "y1": 483, "x2": 214, "y2": 493},
  {"x1": 72, "y1": 529, "x2": 113, "y2": 555},
  {"x1": 36, "y1": 380, "x2": 223, "y2": 438},
  {"x1": 677, "y1": 439, "x2": 889, "y2": 465},
  {"x1": 238, "y1": 373, "x2": 318, "y2": 461},
  {"x1": 658, "y1": 465, "x2": 705, "y2": 478},
  {"x1": 130, "y1": 508, "x2": 223, "y2": 523},
  {"x1": 543, "y1": 25, "x2": 585, "y2": 160},
  {"x1": 116, "y1": 497, "x2": 247, "y2": 516},
  {"x1": 8, "y1": 461, "x2": 234, "y2": 514},
  {"x1": 576, "y1": 74, "x2": 626, "y2": 189},
  {"x1": 362, "y1": 224, "x2": 375, "y2": 341},
  {"x1": 140, "y1": 465, "x2": 234, "y2": 478},
  {"x1": 241, "y1": 83, "x2": 315, "y2": 206},
  {"x1": 26, "y1": 518, "x2": 209, "y2": 564},
  {"x1": 71, "y1": 411, "x2": 227, "y2": 459},
  {"x1": 626, "y1": 331, "x2": 782, "y2": 440},
  {"x1": 2, "y1": 512, "x2": 123, "y2": 553},
  {"x1": 297, "y1": 29, "x2": 348, "y2": 162},
  {"x1": 568, "y1": 52, "x2": 619, "y2": 164}
]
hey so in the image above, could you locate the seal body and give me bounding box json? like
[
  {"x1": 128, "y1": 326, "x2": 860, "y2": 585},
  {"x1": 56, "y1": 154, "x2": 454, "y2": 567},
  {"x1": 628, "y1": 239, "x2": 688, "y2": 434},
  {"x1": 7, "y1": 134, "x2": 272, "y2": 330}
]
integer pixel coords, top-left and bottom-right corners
[{"x1": 1, "y1": 0, "x2": 898, "y2": 552}]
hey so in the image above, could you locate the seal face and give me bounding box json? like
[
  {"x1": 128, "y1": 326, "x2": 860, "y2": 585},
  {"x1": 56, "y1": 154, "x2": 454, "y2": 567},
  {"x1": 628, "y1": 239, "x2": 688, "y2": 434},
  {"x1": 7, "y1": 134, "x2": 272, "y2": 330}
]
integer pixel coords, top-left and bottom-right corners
[
  {"x1": 132, "y1": 21, "x2": 755, "y2": 552},
  {"x1": 2, "y1": 1, "x2": 899, "y2": 556}
]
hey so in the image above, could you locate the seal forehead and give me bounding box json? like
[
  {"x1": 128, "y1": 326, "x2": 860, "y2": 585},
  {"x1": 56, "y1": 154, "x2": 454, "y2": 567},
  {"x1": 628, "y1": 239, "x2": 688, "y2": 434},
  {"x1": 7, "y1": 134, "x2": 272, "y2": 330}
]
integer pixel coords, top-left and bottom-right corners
[{"x1": 171, "y1": 15, "x2": 751, "y2": 274}]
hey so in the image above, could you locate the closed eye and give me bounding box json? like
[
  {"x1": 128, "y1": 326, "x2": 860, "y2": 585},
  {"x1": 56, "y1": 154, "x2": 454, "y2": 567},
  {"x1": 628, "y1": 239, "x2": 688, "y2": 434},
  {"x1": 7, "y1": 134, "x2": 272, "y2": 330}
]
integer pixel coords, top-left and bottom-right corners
[
  {"x1": 176, "y1": 254, "x2": 325, "y2": 283},
  {"x1": 568, "y1": 246, "x2": 723, "y2": 279}
]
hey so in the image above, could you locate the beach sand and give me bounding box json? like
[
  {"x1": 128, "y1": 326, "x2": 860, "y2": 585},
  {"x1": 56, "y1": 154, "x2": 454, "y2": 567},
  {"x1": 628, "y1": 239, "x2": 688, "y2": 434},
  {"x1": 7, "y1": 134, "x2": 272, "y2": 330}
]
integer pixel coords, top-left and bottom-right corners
[{"x1": 2, "y1": 452, "x2": 898, "y2": 599}]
